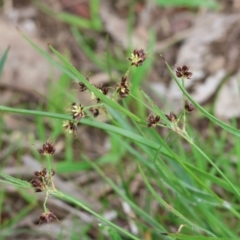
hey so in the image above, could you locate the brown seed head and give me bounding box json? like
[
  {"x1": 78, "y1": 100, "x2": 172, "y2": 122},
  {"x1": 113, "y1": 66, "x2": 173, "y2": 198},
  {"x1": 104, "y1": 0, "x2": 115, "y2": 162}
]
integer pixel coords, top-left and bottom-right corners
[
  {"x1": 62, "y1": 120, "x2": 78, "y2": 134},
  {"x1": 89, "y1": 107, "x2": 99, "y2": 118},
  {"x1": 165, "y1": 112, "x2": 178, "y2": 123},
  {"x1": 175, "y1": 65, "x2": 192, "y2": 79},
  {"x1": 96, "y1": 85, "x2": 109, "y2": 103},
  {"x1": 34, "y1": 168, "x2": 47, "y2": 178},
  {"x1": 116, "y1": 76, "x2": 130, "y2": 98},
  {"x1": 128, "y1": 49, "x2": 147, "y2": 67},
  {"x1": 71, "y1": 103, "x2": 85, "y2": 121},
  {"x1": 39, "y1": 210, "x2": 58, "y2": 224},
  {"x1": 30, "y1": 178, "x2": 45, "y2": 192},
  {"x1": 185, "y1": 100, "x2": 195, "y2": 112},
  {"x1": 38, "y1": 141, "x2": 55, "y2": 156},
  {"x1": 147, "y1": 114, "x2": 160, "y2": 127},
  {"x1": 78, "y1": 82, "x2": 87, "y2": 92}
]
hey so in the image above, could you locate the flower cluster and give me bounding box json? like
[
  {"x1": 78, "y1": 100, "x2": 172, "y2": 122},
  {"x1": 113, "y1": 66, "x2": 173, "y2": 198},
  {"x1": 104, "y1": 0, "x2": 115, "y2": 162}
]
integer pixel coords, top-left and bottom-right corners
[
  {"x1": 71, "y1": 103, "x2": 85, "y2": 121},
  {"x1": 185, "y1": 100, "x2": 195, "y2": 112},
  {"x1": 116, "y1": 76, "x2": 130, "y2": 98},
  {"x1": 77, "y1": 81, "x2": 87, "y2": 92},
  {"x1": 166, "y1": 112, "x2": 178, "y2": 123},
  {"x1": 128, "y1": 49, "x2": 147, "y2": 67},
  {"x1": 30, "y1": 141, "x2": 58, "y2": 225},
  {"x1": 30, "y1": 168, "x2": 55, "y2": 192},
  {"x1": 38, "y1": 141, "x2": 55, "y2": 156},
  {"x1": 147, "y1": 114, "x2": 160, "y2": 127},
  {"x1": 39, "y1": 209, "x2": 58, "y2": 224},
  {"x1": 93, "y1": 85, "x2": 109, "y2": 103},
  {"x1": 62, "y1": 120, "x2": 78, "y2": 134},
  {"x1": 176, "y1": 65, "x2": 192, "y2": 79},
  {"x1": 90, "y1": 107, "x2": 99, "y2": 118}
]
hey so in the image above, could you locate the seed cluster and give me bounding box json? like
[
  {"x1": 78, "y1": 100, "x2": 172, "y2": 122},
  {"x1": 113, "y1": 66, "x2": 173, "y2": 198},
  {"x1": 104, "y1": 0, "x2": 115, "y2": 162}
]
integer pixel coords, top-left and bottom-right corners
[
  {"x1": 147, "y1": 114, "x2": 160, "y2": 127},
  {"x1": 30, "y1": 141, "x2": 58, "y2": 224},
  {"x1": 185, "y1": 100, "x2": 195, "y2": 112},
  {"x1": 62, "y1": 120, "x2": 78, "y2": 134},
  {"x1": 165, "y1": 112, "x2": 178, "y2": 123},
  {"x1": 128, "y1": 49, "x2": 147, "y2": 67},
  {"x1": 176, "y1": 65, "x2": 192, "y2": 79},
  {"x1": 30, "y1": 168, "x2": 55, "y2": 193},
  {"x1": 71, "y1": 103, "x2": 85, "y2": 121},
  {"x1": 116, "y1": 76, "x2": 130, "y2": 98},
  {"x1": 38, "y1": 141, "x2": 55, "y2": 155},
  {"x1": 39, "y1": 209, "x2": 58, "y2": 224}
]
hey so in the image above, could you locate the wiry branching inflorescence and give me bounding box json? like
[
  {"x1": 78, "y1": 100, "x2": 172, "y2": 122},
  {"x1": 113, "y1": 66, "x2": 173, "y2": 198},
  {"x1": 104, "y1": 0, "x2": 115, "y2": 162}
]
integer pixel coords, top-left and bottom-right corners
[
  {"x1": 30, "y1": 141, "x2": 58, "y2": 224},
  {"x1": 61, "y1": 49, "x2": 148, "y2": 135}
]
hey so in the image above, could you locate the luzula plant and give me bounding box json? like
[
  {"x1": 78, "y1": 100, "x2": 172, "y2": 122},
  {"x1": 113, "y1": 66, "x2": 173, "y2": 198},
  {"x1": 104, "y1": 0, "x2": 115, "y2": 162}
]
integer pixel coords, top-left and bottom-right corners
[
  {"x1": 27, "y1": 49, "x2": 149, "y2": 225},
  {"x1": 1, "y1": 41, "x2": 238, "y2": 239}
]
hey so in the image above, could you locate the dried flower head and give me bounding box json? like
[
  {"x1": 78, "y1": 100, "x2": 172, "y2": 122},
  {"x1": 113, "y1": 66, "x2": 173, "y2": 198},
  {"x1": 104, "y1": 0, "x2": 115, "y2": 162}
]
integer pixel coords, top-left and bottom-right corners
[
  {"x1": 147, "y1": 114, "x2": 160, "y2": 127},
  {"x1": 78, "y1": 82, "x2": 87, "y2": 92},
  {"x1": 38, "y1": 141, "x2": 55, "y2": 156},
  {"x1": 75, "y1": 76, "x2": 90, "y2": 92},
  {"x1": 39, "y1": 209, "x2": 58, "y2": 224},
  {"x1": 34, "y1": 168, "x2": 47, "y2": 178},
  {"x1": 71, "y1": 103, "x2": 85, "y2": 121},
  {"x1": 89, "y1": 107, "x2": 99, "y2": 118},
  {"x1": 116, "y1": 76, "x2": 130, "y2": 98},
  {"x1": 51, "y1": 169, "x2": 55, "y2": 176},
  {"x1": 176, "y1": 65, "x2": 192, "y2": 79},
  {"x1": 30, "y1": 178, "x2": 45, "y2": 192},
  {"x1": 165, "y1": 112, "x2": 178, "y2": 123},
  {"x1": 185, "y1": 100, "x2": 195, "y2": 112},
  {"x1": 128, "y1": 49, "x2": 147, "y2": 67},
  {"x1": 96, "y1": 85, "x2": 109, "y2": 103},
  {"x1": 30, "y1": 168, "x2": 56, "y2": 193},
  {"x1": 62, "y1": 120, "x2": 78, "y2": 134}
]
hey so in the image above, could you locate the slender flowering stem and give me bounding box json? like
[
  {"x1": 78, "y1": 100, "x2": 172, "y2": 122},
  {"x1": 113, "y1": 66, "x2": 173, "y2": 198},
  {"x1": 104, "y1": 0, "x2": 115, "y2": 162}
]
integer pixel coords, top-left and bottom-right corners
[
  {"x1": 181, "y1": 77, "x2": 186, "y2": 132},
  {"x1": 43, "y1": 191, "x2": 49, "y2": 213},
  {"x1": 46, "y1": 155, "x2": 52, "y2": 174}
]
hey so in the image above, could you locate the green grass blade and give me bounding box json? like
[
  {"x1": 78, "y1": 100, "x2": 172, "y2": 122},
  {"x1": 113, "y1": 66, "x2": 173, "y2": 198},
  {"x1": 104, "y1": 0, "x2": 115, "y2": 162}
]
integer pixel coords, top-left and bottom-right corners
[
  {"x1": 52, "y1": 190, "x2": 140, "y2": 240},
  {"x1": 0, "y1": 173, "x2": 31, "y2": 189},
  {"x1": 71, "y1": 26, "x2": 107, "y2": 71},
  {"x1": 153, "y1": 0, "x2": 218, "y2": 9},
  {"x1": 2, "y1": 106, "x2": 240, "y2": 199},
  {"x1": 0, "y1": 47, "x2": 10, "y2": 78},
  {"x1": 167, "y1": 234, "x2": 233, "y2": 240},
  {"x1": 86, "y1": 159, "x2": 167, "y2": 234},
  {"x1": 32, "y1": 0, "x2": 98, "y2": 30},
  {"x1": 139, "y1": 165, "x2": 216, "y2": 237}
]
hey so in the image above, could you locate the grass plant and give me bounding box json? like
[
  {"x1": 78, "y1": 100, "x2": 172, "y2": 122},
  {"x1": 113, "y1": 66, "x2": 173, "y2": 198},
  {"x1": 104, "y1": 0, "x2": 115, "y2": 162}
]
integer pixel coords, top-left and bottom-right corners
[{"x1": 0, "y1": 2, "x2": 239, "y2": 239}]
